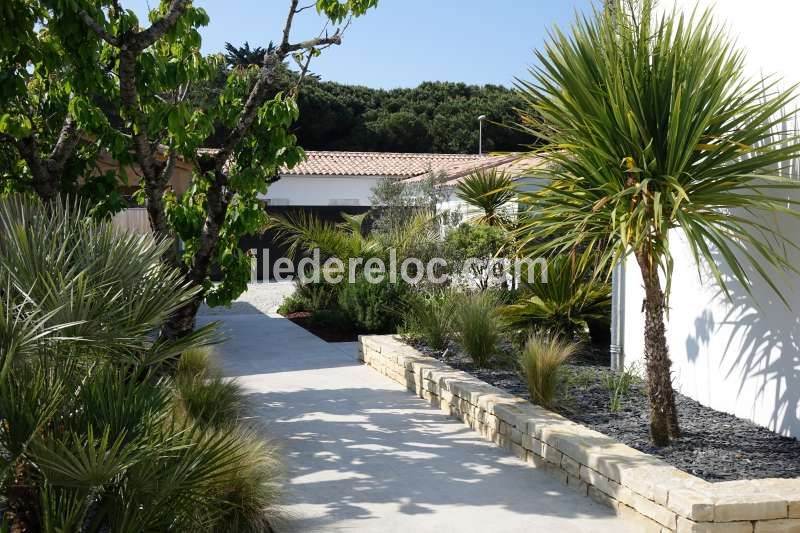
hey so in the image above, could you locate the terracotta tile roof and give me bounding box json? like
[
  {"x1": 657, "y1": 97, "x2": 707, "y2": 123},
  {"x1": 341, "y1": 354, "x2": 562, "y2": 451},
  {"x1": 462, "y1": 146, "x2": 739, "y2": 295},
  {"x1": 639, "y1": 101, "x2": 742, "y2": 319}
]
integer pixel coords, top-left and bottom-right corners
[
  {"x1": 437, "y1": 154, "x2": 544, "y2": 185},
  {"x1": 400, "y1": 153, "x2": 542, "y2": 184},
  {"x1": 280, "y1": 150, "x2": 509, "y2": 178}
]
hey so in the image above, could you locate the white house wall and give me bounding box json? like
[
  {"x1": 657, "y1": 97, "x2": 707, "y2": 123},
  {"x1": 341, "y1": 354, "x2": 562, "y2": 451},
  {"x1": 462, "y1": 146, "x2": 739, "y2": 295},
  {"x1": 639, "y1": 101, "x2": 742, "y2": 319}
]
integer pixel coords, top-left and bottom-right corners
[
  {"x1": 261, "y1": 175, "x2": 385, "y2": 206},
  {"x1": 623, "y1": 201, "x2": 800, "y2": 437}
]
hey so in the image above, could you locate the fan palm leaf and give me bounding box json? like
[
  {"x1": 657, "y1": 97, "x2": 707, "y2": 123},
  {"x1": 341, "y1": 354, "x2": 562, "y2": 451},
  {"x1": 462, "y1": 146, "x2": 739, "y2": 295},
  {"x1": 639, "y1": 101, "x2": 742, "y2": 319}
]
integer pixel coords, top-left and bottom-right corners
[
  {"x1": 269, "y1": 210, "x2": 380, "y2": 261},
  {"x1": 455, "y1": 168, "x2": 516, "y2": 226}
]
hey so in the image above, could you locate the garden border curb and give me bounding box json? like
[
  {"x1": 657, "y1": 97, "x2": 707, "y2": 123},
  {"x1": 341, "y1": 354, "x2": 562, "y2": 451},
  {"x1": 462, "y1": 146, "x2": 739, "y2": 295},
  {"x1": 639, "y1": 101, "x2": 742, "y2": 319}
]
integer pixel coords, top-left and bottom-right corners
[{"x1": 359, "y1": 334, "x2": 800, "y2": 533}]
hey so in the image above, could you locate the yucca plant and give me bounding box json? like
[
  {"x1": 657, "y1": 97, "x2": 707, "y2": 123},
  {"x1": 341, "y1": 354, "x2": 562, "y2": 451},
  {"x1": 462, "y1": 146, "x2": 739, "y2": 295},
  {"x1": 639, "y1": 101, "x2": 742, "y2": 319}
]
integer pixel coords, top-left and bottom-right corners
[
  {"x1": 516, "y1": 1, "x2": 800, "y2": 445},
  {"x1": 518, "y1": 332, "x2": 578, "y2": 409},
  {"x1": 455, "y1": 168, "x2": 516, "y2": 227},
  {"x1": 500, "y1": 255, "x2": 611, "y2": 340}
]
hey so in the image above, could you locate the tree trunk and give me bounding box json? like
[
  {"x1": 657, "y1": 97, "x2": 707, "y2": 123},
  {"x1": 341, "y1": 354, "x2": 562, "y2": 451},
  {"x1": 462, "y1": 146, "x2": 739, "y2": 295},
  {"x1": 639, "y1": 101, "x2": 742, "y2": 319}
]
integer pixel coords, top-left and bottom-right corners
[
  {"x1": 15, "y1": 136, "x2": 59, "y2": 202},
  {"x1": 635, "y1": 251, "x2": 681, "y2": 446},
  {"x1": 7, "y1": 460, "x2": 39, "y2": 533},
  {"x1": 161, "y1": 293, "x2": 204, "y2": 339},
  {"x1": 161, "y1": 171, "x2": 229, "y2": 339}
]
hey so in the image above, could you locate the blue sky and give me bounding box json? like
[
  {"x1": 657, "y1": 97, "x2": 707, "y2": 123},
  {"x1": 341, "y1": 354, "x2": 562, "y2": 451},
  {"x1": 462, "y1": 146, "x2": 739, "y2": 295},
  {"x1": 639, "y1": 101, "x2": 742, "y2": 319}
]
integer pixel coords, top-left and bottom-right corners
[{"x1": 125, "y1": 0, "x2": 594, "y2": 88}]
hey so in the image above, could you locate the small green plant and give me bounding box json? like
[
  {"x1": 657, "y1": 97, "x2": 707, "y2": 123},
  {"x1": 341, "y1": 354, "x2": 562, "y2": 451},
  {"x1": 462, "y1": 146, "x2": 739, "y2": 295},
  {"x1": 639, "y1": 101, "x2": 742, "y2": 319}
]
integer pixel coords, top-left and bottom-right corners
[
  {"x1": 444, "y1": 223, "x2": 509, "y2": 290},
  {"x1": 277, "y1": 280, "x2": 341, "y2": 315},
  {"x1": 176, "y1": 347, "x2": 215, "y2": 379},
  {"x1": 402, "y1": 290, "x2": 456, "y2": 351},
  {"x1": 211, "y1": 427, "x2": 285, "y2": 532},
  {"x1": 340, "y1": 275, "x2": 408, "y2": 333},
  {"x1": 601, "y1": 364, "x2": 640, "y2": 414},
  {"x1": 175, "y1": 348, "x2": 246, "y2": 429},
  {"x1": 277, "y1": 292, "x2": 307, "y2": 314},
  {"x1": 499, "y1": 255, "x2": 610, "y2": 341},
  {"x1": 518, "y1": 332, "x2": 579, "y2": 409},
  {"x1": 570, "y1": 367, "x2": 596, "y2": 391},
  {"x1": 454, "y1": 291, "x2": 502, "y2": 366},
  {"x1": 176, "y1": 375, "x2": 246, "y2": 428}
]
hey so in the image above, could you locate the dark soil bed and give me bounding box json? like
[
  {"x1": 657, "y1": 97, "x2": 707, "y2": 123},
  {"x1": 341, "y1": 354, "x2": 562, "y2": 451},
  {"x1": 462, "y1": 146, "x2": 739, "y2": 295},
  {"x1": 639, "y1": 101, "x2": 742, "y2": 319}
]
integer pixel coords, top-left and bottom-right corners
[
  {"x1": 407, "y1": 338, "x2": 800, "y2": 482},
  {"x1": 282, "y1": 311, "x2": 360, "y2": 342}
]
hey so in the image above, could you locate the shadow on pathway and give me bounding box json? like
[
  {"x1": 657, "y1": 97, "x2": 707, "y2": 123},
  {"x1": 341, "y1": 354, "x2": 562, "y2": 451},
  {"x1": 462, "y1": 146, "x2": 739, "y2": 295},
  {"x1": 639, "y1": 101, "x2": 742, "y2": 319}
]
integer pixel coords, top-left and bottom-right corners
[{"x1": 199, "y1": 303, "x2": 635, "y2": 533}]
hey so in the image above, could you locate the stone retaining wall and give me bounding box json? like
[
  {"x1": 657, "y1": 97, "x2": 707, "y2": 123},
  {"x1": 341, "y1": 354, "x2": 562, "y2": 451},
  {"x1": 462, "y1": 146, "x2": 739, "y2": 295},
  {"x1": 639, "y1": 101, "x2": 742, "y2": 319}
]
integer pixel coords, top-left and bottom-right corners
[{"x1": 359, "y1": 335, "x2": 800, "y2": 533}]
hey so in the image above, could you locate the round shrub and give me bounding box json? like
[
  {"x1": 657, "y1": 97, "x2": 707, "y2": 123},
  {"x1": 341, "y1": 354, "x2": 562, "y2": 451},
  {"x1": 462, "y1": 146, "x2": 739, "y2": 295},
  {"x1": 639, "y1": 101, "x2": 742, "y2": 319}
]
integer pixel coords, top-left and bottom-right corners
[{"x1": 339, "y1": 275, "x2": 408, "y2": 333}]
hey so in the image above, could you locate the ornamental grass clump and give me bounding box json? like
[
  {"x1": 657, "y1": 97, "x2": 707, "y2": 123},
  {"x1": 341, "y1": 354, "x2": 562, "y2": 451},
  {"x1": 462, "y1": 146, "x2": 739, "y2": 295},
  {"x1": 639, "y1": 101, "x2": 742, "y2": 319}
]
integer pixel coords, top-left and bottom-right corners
[
  {"x1": 518, "y1": 333, "x2": 578, "y2": 409},
  {"x1": 454, "y1": 291, "x2": 502, "y2": 367},
  {"x1": 175, "y1": 348, "x2": 246, "y2": 429},
  {"x1": 403, "y1": 289, "x2": 457, "y2": 351},
  {"x1": 516, "y1": 0, "x2": 800, "y2": 445}
]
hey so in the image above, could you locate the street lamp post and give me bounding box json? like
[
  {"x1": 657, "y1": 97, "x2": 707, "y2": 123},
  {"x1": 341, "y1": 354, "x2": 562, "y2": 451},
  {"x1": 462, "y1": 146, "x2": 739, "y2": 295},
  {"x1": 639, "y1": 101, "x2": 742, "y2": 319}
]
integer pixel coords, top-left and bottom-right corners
[{"x1": 478, "y1": 115, "x2": 487, "y2": 155}]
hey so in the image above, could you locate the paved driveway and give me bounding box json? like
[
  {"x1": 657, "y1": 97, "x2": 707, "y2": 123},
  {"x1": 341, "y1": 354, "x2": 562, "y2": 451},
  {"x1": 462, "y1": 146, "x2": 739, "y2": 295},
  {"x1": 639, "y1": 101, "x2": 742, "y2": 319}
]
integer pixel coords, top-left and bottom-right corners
[{"x1": 199, "y1": 284, "x2": 635, "y2": 532}]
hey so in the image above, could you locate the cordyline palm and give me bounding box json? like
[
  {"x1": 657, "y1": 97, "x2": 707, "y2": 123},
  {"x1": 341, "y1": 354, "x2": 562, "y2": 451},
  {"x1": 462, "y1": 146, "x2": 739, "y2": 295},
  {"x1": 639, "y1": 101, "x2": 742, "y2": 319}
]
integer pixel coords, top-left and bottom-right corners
[
  {"x1": 456, "y1": 168, "x2": 516, "y2": 226},
  {"x1": 516, "y1": 2, "x2": 800, "y2": 446}
]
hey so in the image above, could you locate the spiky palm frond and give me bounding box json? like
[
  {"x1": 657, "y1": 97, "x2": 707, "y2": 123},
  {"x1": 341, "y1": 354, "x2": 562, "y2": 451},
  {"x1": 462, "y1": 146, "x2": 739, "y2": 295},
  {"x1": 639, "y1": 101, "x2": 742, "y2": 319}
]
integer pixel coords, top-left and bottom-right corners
[
  {"x1": 269, "y1": 209, "x2": 380, "y2": 261},
  {"x1": 455, "y1": 168, "x2": 516, "y2": 226},
  {"x1": 373, "y1": 211, "x2": 440, "y2": 260},
  {"x1": 0, "y1": 196, "x2": 282, "y2": 532},
  {"x1": 0, "y1": 196, "x2": 214, "y2": 361},
  {"x1": 515, "y1": 4, "x2": 800, "y2": 300},
  {"x1": 500, "y1": 256, "x2": 611, "y2": 339},
  {"x1": 518, "y1": 332, "x2": 578, "y2": 409}
]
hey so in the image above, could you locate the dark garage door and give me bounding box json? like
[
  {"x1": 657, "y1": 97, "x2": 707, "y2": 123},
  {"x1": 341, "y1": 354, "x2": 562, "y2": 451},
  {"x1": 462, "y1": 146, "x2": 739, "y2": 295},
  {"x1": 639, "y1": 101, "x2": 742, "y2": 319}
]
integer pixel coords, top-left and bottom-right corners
[{"x1": 239, "y1": 204, "x2": 371, "y2": 281}]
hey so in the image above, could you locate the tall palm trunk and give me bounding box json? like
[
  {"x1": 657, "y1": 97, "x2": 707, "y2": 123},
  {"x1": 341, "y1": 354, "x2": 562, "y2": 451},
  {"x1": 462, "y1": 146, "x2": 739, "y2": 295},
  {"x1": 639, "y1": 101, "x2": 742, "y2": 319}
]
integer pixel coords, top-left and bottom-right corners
[{"x1": 636, "y1": 250, "x2": 681, "y2": 446}]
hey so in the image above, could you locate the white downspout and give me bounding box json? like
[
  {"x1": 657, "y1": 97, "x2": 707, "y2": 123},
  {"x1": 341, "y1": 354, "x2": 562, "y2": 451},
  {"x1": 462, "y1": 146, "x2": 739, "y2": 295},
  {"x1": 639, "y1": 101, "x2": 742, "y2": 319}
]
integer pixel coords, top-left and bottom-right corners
[{"x1": 610, "y1": 260, "x2": 626, "y2": 371}]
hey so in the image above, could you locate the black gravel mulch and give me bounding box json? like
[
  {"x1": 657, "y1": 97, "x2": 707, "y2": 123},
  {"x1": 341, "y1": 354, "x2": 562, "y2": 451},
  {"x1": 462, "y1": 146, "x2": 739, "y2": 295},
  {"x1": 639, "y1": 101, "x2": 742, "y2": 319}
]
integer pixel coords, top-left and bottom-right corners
[{"x1": 407, "y1": 339, "x2": 800, "y2": 482}]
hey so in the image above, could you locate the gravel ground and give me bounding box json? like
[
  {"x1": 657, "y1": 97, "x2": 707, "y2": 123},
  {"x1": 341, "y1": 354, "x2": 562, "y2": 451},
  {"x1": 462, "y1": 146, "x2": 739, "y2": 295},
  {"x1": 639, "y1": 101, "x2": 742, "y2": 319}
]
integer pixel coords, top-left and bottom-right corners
[
  {"x1": 408, "y1": 339, "x2": 800, "y2": 482},
  {"x1": 198, "y1": 281, "x2": 295, "y2": 316}
]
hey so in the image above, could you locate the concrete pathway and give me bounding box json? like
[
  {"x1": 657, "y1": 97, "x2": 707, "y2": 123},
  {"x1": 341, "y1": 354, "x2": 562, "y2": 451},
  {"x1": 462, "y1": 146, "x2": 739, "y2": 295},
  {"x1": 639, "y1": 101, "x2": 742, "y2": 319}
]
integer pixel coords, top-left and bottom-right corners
[{"x1": 199, "y1": 285, "x2": 635, "y2": 533}]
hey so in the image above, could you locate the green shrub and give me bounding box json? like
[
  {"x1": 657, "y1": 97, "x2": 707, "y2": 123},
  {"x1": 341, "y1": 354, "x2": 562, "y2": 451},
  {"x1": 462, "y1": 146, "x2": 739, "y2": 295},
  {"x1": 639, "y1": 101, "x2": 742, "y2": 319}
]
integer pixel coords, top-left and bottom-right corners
[
  {"x1": 444, "y1": 223, "x2": 510, "y2": 289},
  {"x1": 176, "y1": 346, "x2": 215, "y2": 379},
  {"x1": 310, "y1": 309, "x2": 354, "y2": 331},
  {"x1": 175, "y1": 348, "x2": 246, "y2": 429},
  {"x1": 176, "y1": 374, "x2": 246, "y2": 429},
  {"x1": 278, "y1": 280, "x2": 339, "y2": 314},
  {"x1": 0, "y1": 196, "x2": 283, "y2": 532},
  {"x1": 277, "y1": 292, "x2": 308, "y2": 314},
  {"x1": 208, "y1": 427, "x2": 285, "y2": 532},
  {"x1": 340, "y1": 275, "x2": 407, "y2": 333},
  {"x1": 453, "y1": 291, "x2": 502, "y2": 366},
  {"x1": 402, "y1": 289, "x2": 456, "y2": 351},
  {"x1": 518, "y1": 332, "x2": 578, "y2": 409}
]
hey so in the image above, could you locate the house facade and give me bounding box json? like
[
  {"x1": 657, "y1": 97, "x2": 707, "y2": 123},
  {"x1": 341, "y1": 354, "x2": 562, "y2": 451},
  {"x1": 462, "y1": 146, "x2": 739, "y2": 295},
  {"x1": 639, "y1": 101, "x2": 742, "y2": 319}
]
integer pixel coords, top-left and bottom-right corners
[{"x1": 261, "y1": 150, "x2": 520, "y2": 207}]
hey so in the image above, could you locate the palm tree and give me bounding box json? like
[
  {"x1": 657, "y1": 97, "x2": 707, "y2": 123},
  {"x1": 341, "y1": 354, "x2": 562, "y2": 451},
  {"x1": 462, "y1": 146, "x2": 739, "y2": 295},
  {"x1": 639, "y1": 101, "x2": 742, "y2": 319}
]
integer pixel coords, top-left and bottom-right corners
[
  {"x1": 516, "y1": 1, "x2": 800, "y2": 445},
  {"x1": 455, "y1": 168, "x2": 516, "y2": 227},
  {"x1": 224, "y1": 41, "x2": 271, "y2": 68},
  {"x1": 0, "y1": 196, "x2": 282, "y2": 531}
]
